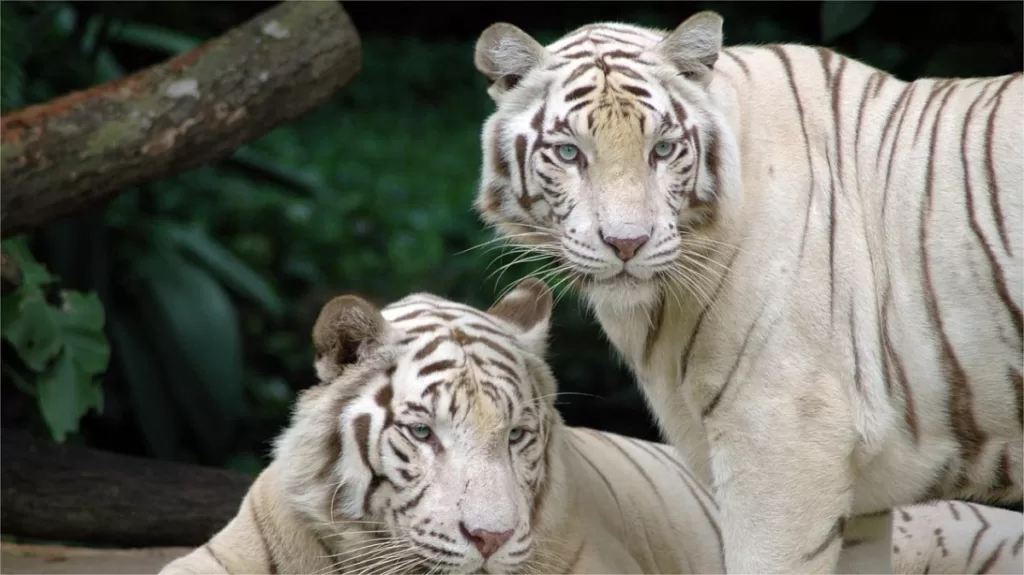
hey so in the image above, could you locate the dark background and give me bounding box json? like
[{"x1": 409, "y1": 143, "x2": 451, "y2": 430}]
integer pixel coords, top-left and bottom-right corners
[{"x1": 1, "y1": 1, "x2": 1020, "y2": 477}]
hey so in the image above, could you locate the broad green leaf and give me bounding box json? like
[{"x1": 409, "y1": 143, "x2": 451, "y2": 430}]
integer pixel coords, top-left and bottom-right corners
[
  {"x1": 0, "y1": 288, "x2": 22, "y2": 336},
  {"x1": 135, "y1": 251, "x2": 246, "y2": 422},
  {"x1": 36, "y1": 352, "x2": 102, "y2": 442},
  {"x1": 163, "y1": 225, "x2": 285, "y2": 318},
  {"x1": 109, "y1": 307, "x2": 180, "y2": 459},
  {"x1": 57, "y1": 291, "x2": 111, "y2": 377},
  {"x1": 821, "y1": 0, "x2": 875, "y2": 44},
  {"x1": 135, "y1": 291, "x2": 234, "y2": 462},
  {"x1": 4, "y1": 289, "x2": 63, "y2": 371},
  {"x1": 2, "y1": 238, "x2": 55, "y2": 287}
]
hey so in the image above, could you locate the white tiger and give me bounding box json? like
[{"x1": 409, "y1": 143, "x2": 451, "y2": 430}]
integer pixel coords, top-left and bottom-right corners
[
  {"x1": 155, "y1": 277, "x2": 1024, "y2": 574},
  {"x1": 159, "y1": 278, "x2": 726, "y2": 574},
  {"x1": 472, "y1": 10, "x2": 1023, "y2": 574}
]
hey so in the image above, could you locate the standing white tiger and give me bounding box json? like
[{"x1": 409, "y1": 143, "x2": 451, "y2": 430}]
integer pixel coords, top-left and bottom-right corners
[{"x1": 472, "y1": 10, "x2": 1022, "y2": 574}]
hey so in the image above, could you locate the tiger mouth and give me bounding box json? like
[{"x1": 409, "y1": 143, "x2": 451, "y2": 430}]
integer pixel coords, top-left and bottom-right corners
[{"x1": 578, "y1": 269, "x2": 665, "y2": 288}]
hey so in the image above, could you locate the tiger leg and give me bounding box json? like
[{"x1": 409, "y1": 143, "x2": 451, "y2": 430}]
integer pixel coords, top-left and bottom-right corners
[
  {"x1": 836, "y1": 512, "x2": 894, "y2": 575},
  {"x1": 159, "y1": 545, "x2": 230, "y2": 575},
  {"x1": 890, "y1": 501, "x2": 1024, "y2": 575},
  {"x1": 704, "y1": 373, "x2": 860, "y2": 574}
]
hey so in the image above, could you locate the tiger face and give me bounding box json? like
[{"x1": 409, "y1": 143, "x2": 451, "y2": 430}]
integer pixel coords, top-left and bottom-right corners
[
  {"x1": 474, "y1": 13, "x2": 738, "y2": 308},
  {"x1": 276, "y1": 279, "x2": 558, "y2": 574}
]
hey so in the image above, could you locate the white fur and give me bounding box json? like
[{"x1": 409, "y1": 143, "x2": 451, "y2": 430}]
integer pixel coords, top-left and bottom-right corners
[
  {"x1": 475, "y1": 14, "x2": 1023, "y2": 574},
  {"x1": 159, "y1": 283, "x2": 1024, "y2": 575}
]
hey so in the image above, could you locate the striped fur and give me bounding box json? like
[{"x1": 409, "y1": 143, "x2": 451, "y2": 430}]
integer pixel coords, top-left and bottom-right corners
[
  {"x1": 473, "y1": 11, "x2": 1023, "y2": 574},
  {"x1": 157, "y1": 280, "x2": 1023, "y2": 574},
  {"x1": 159, "y1": 279, "x2": 725, "y2": 574},
  {"x1": 890, "y1": 501, "x2": 1023, "y2": 575}
]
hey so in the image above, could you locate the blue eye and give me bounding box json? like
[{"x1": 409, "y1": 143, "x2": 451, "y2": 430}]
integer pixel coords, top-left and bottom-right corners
[
  {"x1": 508, "y1": 427, "x2": 526, "y2": 443},
  {"x1": 409, "y1": 424, "x2": 432, "y2": 441},
  {"x1": 556, "y1": 144, "x2": 579, "y2": 162},
  {"x1": 653, "y1": 141, "x2": 675, "y2": 159}
]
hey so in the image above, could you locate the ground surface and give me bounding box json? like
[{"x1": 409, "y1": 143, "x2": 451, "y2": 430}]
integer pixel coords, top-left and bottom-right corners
[{"x1": 0, "y1": 543, "x2": 190, "y2": 574}]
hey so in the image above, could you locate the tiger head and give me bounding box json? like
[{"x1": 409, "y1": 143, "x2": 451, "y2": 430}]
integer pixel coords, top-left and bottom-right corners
[
  {"x1": 473, "y1": 12, "x2": 740, "y2": 308},
  {"x1": 275, "y1": 278, "x2": 560, "y2": 574}
]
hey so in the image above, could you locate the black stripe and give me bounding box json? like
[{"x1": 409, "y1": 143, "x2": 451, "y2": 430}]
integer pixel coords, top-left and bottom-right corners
[
  {"x1": 961, "y1": 84, "x2": 1023, "y2": 351},
  {"x1": 984, "y1": 75, "x2": 1019, "y2": 255},
  {"x1": 249, "y1": 498, "x2": 279, "y2": 574},
  {"x1": 920, "y1": 82, "x2": 988, "y2": 468},
  {"x1": 203, "y1": 544, "x2": 228, "y2": 571},
  {"x1": 802, "y1": 517, "x2": 845, "y2": 563},
  {"x1": 768, "y1": 46, "x2": 817, "y2": 263},
  {"x1": 966, "y1": 503, "x2": 992, "y2": 566},
  {"x1": 679, "y1": 248, "x2": 740, "y2": 386},
  {"x1": 879, "y1": 83, "x2": 916, "y2": 220},
  {"x1": 629, "y1": 439, "x2": 723, "y2": 564},
  {"x1": 703, "y1": 304, "x2": 771, "y2": 419}
]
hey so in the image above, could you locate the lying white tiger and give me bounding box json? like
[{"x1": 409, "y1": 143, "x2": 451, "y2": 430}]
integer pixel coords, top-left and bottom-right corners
[
  {"x1": 160, "y1": 279, "x2": 1022, "y2": 574},
  {"x1": 472, "y1": 10, "x2": 1022, "y2": 574}
]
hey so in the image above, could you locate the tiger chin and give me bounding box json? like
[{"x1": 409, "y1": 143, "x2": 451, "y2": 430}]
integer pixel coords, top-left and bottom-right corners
[
  {"x1": 472, "y1": 9, "x2": 1022, "y2": 575},
  {"x1": 157, "y1": 278, "x2": 728, "y2": 575}
]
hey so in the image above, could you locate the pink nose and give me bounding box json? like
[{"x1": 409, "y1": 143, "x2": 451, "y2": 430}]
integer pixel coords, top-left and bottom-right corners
[
  {"x1": 600, "y1": 231, "x2": 650, "y2": 261},
  {"x1": 459, "y1": 522, "x2": 514, "y2": 558}
]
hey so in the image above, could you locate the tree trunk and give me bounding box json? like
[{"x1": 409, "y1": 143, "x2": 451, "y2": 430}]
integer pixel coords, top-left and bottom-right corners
[
  {"x1": 0, "y1": 0, "x2": 362, "y2": 239},
  {"x1": 0, "y1": 430, "x2": 253, "y2": 547}
]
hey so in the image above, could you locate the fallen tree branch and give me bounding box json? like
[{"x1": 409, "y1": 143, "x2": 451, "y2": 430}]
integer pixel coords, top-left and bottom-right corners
[
  {"x1": 0, "y1": 429, "x2": 254, "y2": 547},
  {"x1": 0, "y1": 0, "x2": 362, "y2": 239}
]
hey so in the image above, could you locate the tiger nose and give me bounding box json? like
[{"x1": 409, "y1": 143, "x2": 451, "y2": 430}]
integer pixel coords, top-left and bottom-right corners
[
  {"x1": 459, "y1": 522, "x2": 514, "y2": 558},
  {"x1": 599, "y1": 231, "x2": 650, "y2": 261}
]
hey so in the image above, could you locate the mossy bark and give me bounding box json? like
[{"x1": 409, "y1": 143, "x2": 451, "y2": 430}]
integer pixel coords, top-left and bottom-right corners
[{"x1": 0, "y1": 0, "x2": 362, "y2": 239}]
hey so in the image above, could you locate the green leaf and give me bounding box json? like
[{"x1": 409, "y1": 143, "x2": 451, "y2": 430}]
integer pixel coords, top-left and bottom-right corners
[
  {"x1": 3, "y1": 288, "x2": 110, "y2": 376},
  {"x1": 135, "y1": 292, "x2": 233, "y2": 462},
  {"x1": 135, "y1": 250, "x2": 246, "y2": 422},
  {"x1": 4, "y1": 288, "x2": 63, "y2": 372},
  {"x1": 36, "y1": 352, "x2": 103, "y2": 442},
  {"x1": 821, "y1": 0, "x2": 875, "y2": 44},
  {"x1": 2, "y1": 237, "x2": 55, "y2": 287},
  {"x1": 163, "y1": 225, "x2": 284, "y2": 318},
  {"x1": 57, "y1": 291, "x2": 111, "y2": 377}
]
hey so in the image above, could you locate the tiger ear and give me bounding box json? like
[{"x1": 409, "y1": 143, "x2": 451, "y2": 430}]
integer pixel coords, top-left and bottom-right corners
[
  {"x1": 475, "y1": 22, "x2": 547, "y2": 99},
  {"x1": 312, "y1": 295, "x2": 387, "y2": 381},
  {"x1": 654, "y1": 11, "x2": 724, "y2": 87},
  {"x1": 487, "y1": 278, "x2": 553, "y2": 357}
]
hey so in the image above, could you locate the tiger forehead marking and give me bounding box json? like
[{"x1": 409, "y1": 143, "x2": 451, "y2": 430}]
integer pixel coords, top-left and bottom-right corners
[
  {"x1": 475, "y1": 17, "x2": 727, "y2": 305},
  {"x1": 384, "y1": 295, "x2": 536, "y2": 432}
]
